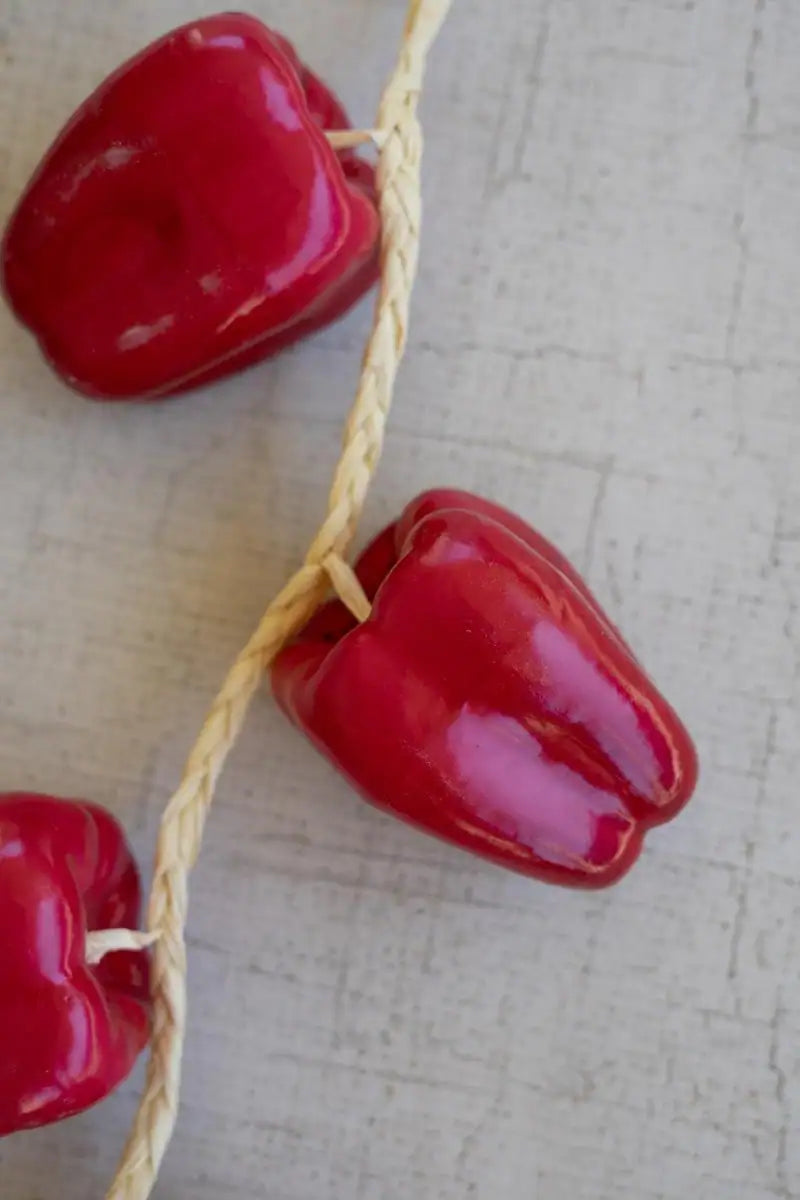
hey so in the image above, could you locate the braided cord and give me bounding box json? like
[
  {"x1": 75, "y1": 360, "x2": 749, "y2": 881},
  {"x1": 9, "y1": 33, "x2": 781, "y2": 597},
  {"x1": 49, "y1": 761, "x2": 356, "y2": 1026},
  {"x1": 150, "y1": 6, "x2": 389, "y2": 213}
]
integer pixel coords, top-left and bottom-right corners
[{"x1": 106, "y1": 2, "x2": 453, "y2": 1196}]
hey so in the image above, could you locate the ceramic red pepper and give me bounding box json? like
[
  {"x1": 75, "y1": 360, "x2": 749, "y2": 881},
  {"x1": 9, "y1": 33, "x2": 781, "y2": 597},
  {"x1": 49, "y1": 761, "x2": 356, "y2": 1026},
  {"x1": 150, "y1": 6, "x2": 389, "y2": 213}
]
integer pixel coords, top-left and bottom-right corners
[
  {"x1": 1, "y1": 13, "x2": 379, "y2": 400},
  {"x1": 0, "y1": 793, "x2": 150, "y2": 1135},
  {"x1": 273, "y1": 490, "x2": 698, "y2": 887}
]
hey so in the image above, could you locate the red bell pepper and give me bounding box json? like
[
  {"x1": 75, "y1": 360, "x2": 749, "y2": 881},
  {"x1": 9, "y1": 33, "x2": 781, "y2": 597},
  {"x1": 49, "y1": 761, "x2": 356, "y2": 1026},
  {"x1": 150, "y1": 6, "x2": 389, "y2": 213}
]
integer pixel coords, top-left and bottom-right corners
[
  {"x1": 0, "y1": 793, "x2": 150, "y2": 1135},
  {"x1": 1, "y1": 13, "x2": 379, "y2": 400},
  {"x1": 273, "y1": 490, "x2": 698, "y2": 888}
]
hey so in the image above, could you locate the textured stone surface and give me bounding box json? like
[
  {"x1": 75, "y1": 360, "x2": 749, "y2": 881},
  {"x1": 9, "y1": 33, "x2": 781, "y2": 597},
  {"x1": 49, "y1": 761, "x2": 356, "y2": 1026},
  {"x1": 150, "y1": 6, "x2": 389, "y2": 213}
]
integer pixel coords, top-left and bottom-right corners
[{"x1": 0, "y1": 2, "x2": 798, "y2": 1197}]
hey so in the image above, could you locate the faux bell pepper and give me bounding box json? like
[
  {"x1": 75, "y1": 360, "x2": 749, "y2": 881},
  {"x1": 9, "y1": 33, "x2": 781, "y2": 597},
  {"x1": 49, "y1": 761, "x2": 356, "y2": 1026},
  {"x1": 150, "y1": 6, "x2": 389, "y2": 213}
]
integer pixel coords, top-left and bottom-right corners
[
  {"x1": 1, "y1": 13, "x2": 379, "y2": 400},
  {"x1": 0, "y1": 793, "x2": 150, "y2": 1135},
  {"x1": 273, "y1": 490, "x2": 698, "y2": 888}
]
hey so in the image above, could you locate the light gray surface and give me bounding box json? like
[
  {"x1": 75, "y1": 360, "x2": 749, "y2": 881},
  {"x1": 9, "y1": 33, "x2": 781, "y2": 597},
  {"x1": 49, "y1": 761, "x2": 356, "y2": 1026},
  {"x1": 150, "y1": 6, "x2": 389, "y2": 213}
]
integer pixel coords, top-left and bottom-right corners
[{"x1": 1, "y1": 2, "x2": 798, "y2": 1197}]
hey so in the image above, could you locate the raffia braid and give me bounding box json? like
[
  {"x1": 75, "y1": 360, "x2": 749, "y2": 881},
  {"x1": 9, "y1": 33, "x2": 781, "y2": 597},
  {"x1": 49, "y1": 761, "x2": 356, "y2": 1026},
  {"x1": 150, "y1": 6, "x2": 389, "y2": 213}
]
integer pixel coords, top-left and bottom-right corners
[{"x1": 105, "y1": 2, "x2": 454, "y2": 1197}]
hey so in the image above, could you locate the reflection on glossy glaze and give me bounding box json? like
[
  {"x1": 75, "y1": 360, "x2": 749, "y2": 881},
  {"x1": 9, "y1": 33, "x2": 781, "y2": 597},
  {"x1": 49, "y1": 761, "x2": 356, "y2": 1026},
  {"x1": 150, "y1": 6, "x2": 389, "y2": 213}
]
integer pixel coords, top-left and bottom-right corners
[
  {"x1": 0, "y1": 793, "x2": 150, "y2": 1135},
  {"x1": 446, "y1": 706, "x2": 638, "y2": 870},
  {"x1": 1, "y1": 14, "x2": 379, "y2": 400},
  {"x1": 273, "y1": 490, "x2": 698, "y2": 888}
]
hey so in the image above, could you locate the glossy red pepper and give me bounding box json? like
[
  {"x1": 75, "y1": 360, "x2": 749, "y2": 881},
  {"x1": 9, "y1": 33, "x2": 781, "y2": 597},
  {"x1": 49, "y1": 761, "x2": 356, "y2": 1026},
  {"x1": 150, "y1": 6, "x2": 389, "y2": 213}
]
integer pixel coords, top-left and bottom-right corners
[
  {"x1": 273, "y1": 490, "x2": 698, "y2": 888},
  {"x1": 1, "y1": 14, "x2": 379, "y2": 400},
  {"x1": 0, "y1": 793, "x2": 150, "y2": 1135}
]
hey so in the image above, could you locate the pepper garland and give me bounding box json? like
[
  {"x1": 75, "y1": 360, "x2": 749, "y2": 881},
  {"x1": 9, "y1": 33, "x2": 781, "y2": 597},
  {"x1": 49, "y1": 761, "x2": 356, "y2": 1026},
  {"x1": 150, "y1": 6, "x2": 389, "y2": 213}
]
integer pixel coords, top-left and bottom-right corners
[
  {"x1": 105, "y1": 3, "x2": 454, "y2": 1196},
  {"x1": 1, "y1": 0, "x2": 699, "y2": 1188}
]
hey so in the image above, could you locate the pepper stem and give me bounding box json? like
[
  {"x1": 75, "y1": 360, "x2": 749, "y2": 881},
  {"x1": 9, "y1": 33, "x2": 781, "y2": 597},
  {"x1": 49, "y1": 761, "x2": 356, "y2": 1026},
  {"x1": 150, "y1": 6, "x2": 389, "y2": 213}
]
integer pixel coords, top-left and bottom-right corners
[{"x1": 85, "y1": 928, "x2": 158, "y2": 965}]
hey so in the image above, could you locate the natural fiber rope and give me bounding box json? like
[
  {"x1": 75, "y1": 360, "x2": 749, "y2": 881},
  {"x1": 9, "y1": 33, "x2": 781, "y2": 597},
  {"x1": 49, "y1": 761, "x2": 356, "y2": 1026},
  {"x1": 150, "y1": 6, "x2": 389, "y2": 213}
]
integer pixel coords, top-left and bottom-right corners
[
  {"x1": 85, "y1": 930, "x2": 158, "y2": 966},
  {"x1": 104, "y1": 2, "x2": 453, "y2": 1196}
]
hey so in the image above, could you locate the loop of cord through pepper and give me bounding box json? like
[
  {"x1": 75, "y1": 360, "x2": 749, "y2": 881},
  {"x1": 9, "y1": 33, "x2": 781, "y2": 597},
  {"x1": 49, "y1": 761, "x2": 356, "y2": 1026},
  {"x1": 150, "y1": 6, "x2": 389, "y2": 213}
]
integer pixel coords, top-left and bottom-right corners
[{"x1": 90, "y1": 3, "x2": 456, "y2": 1198}]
